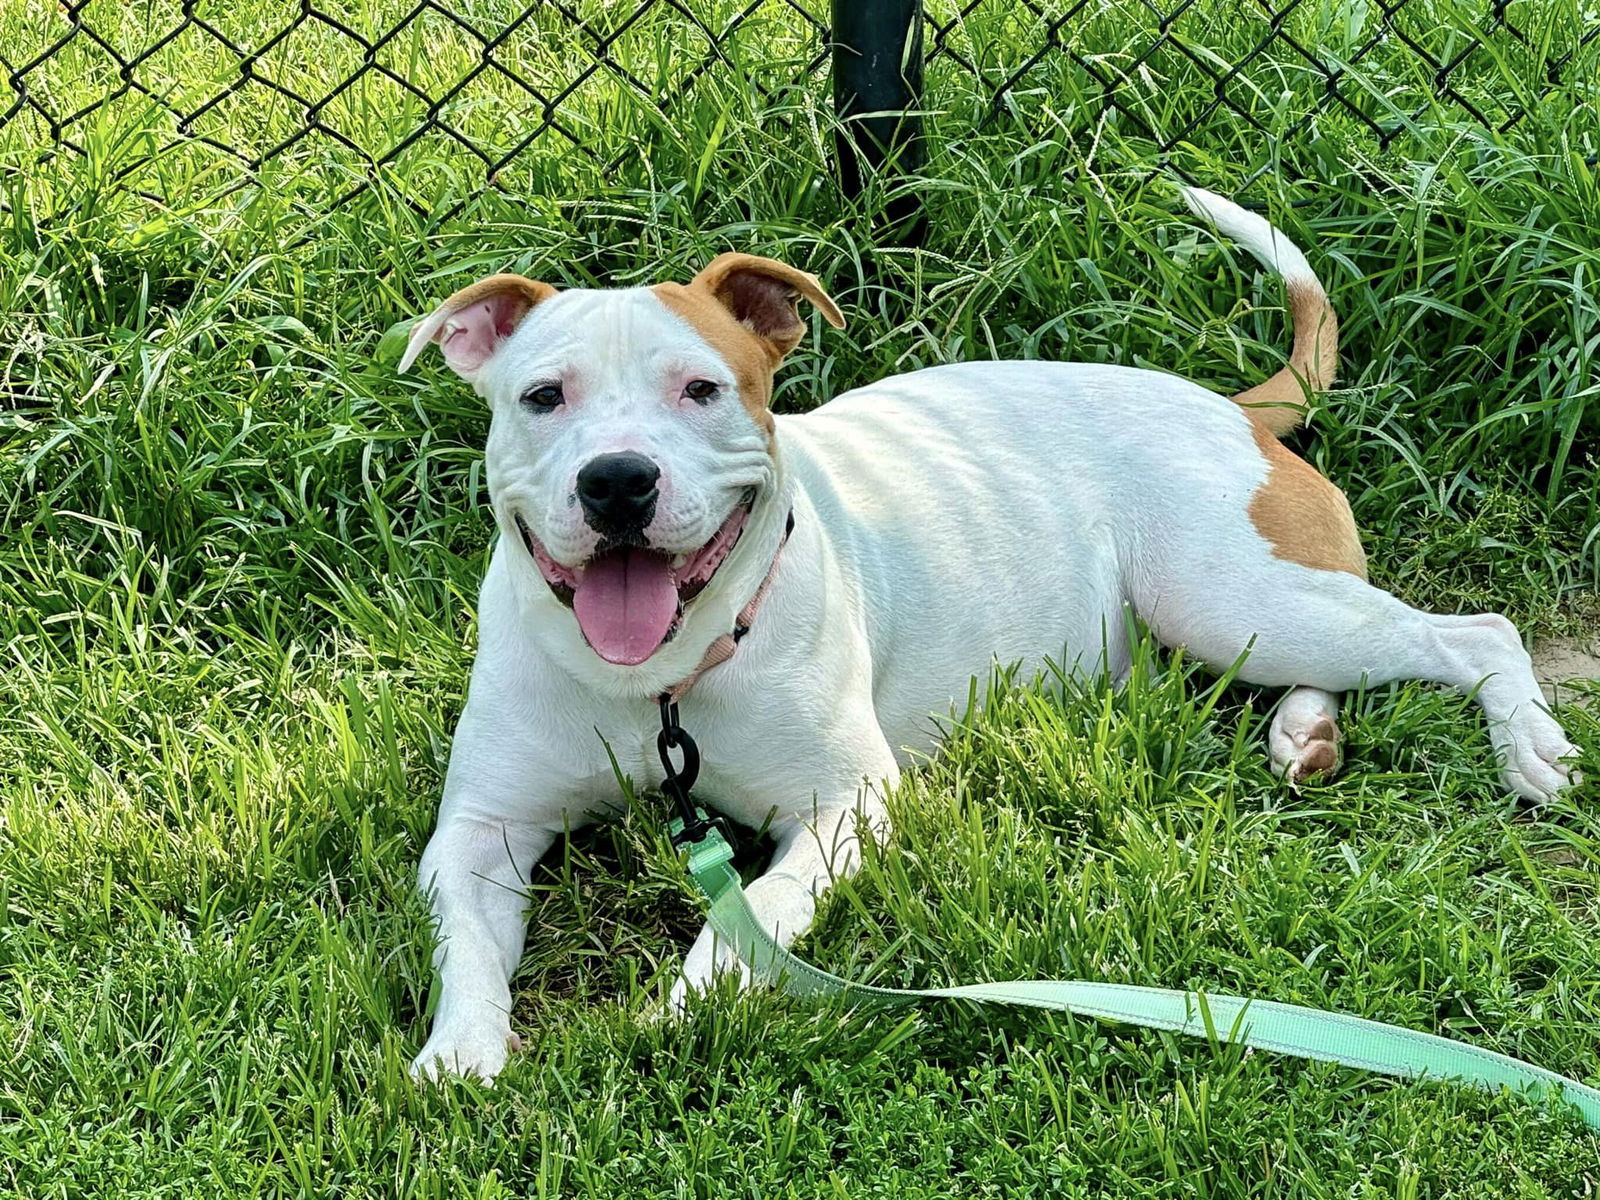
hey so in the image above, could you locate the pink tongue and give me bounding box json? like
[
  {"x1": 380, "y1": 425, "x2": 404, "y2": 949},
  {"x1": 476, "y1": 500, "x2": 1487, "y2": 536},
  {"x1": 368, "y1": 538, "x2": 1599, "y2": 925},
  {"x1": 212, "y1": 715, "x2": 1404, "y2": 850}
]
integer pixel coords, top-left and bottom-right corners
[{"x1": 572, "y1": 547, "x2": 679, "y2": 665}]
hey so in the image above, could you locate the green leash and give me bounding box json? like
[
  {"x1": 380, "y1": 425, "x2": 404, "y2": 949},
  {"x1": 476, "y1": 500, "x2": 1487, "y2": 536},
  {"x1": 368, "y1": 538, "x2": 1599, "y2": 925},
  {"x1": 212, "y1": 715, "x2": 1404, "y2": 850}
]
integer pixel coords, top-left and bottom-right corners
[
  {"x1": 653, "y1": 676, "x2": 1596, "y2": 1131},
  {"x1": 670, "y1": 812, "x2": 1600, "y2": 1130}
]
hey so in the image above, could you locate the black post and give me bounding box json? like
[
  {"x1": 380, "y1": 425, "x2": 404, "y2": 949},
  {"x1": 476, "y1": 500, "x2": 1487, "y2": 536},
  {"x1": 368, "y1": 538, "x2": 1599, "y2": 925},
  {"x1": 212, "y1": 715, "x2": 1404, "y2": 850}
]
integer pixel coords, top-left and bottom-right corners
[{"x1": 831, "y1": 0, "x2": 924, "y2": 242}]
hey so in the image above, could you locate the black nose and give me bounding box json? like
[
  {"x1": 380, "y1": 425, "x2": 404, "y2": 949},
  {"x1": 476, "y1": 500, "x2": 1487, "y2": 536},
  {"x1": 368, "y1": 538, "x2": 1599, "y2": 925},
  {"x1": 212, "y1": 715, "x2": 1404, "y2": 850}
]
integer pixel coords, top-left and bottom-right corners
[{"x1": 576, "y1": 452, "x2": 661, "y2": 535}]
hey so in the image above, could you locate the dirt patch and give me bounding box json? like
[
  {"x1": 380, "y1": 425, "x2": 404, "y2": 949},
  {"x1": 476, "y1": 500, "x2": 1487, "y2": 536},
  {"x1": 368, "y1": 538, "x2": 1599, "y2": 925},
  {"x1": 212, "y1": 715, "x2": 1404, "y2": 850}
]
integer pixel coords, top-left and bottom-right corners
[{"x1": 1532, "y1": 634, "x2": 1600, "y2": 705}]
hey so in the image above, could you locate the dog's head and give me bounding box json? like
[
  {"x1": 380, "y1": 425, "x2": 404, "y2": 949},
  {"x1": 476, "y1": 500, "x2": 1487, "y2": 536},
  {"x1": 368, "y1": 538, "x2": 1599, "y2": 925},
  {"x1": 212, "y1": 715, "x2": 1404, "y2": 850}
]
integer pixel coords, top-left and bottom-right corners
[{"x1": 400, "y1": 255, "x2": 843, "y2": 667}]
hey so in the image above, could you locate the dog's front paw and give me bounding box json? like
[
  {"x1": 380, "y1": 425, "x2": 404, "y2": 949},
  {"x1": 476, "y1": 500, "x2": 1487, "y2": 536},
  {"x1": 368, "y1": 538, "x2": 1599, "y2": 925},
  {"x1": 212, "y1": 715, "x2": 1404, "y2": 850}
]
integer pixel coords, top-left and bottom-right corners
[
  {"x1": 666, "y1": 963, "x2": 754, "y2": 1016},
  {"x1": 1494, "y1": 705, "x2": 1580, "y2": 804},
  {"x1": 410, "y1": 1023, "x2": 522, "y2": 1086},
  {"x1": 663, "y1": 975, "x2": 694, "y2": 1021},
  {"x1": 664, "y1": 935, "x2": 754, "y2": 1017}
]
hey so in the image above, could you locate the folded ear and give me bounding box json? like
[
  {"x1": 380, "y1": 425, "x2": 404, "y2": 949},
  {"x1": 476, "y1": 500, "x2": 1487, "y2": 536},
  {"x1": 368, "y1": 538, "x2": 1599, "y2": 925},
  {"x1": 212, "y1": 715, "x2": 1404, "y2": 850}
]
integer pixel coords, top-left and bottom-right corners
[
  {"x1": 398, "y1": 274, "x2": 558, "y2": 379},
  {"x1": 688, "y1": 253, "x2": 845, "y2": 359}
]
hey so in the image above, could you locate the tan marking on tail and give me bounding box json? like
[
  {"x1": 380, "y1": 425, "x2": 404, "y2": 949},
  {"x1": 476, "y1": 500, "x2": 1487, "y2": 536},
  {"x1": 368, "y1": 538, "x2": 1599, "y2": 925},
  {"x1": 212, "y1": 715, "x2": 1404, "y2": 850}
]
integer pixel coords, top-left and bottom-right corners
[
  {"x1": 1248, "y1": 419, "x2": 1368, "y2": 578},
  {"x1": 1234, "y1": 279, "x2": 1338, "y2": 438}
]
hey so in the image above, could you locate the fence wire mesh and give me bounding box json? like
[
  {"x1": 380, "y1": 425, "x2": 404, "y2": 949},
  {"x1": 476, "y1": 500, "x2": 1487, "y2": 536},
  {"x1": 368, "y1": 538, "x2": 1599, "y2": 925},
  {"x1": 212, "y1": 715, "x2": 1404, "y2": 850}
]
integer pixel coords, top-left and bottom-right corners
[{"x1": 2, "y1": 0, "x2": 1595, "y2": 216}]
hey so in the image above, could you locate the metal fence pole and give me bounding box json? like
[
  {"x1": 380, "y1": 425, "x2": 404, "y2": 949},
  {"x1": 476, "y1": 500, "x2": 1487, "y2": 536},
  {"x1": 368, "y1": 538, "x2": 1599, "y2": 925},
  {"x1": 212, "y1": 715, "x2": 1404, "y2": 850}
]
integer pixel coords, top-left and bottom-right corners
[{"x1": 831, "y1": 0, "x2": 925, "y2": 242}]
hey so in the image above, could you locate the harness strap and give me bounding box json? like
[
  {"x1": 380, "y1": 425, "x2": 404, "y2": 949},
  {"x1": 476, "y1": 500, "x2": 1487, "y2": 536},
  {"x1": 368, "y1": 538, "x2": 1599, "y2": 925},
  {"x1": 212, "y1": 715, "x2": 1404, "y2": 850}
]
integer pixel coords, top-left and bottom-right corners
[
  {"x1": 672, "y1": 816, "x2": 1600, "y2": 1130},
  {"x1": 660, "y1": 511, "x2": 793, "y2": 706}
]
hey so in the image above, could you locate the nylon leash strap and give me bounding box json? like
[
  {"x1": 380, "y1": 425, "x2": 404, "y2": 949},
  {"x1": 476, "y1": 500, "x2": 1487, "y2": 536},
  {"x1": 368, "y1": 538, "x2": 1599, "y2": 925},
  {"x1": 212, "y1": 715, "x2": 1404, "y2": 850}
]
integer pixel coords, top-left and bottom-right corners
[{"x1": 670, "y1": 813, "x2": 1600, "y2": 1130}]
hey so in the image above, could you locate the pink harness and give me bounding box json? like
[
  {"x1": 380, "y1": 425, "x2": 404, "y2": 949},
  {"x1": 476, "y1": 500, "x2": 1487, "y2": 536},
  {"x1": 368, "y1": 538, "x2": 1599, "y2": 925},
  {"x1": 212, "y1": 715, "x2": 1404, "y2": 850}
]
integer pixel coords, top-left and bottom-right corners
[
  {"x1": 660, "y1": 511, "x2": 792, "y2": 706},
  {"x1": 654, "y1": 512, "x2": 792, "y2": 846}
]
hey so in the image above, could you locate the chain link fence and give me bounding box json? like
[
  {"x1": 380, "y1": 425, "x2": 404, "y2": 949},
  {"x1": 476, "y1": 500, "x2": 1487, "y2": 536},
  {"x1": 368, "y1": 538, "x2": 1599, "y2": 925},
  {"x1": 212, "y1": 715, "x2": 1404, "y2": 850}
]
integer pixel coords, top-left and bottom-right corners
[{"x1": 2, "y1": 0, "x2": 1595, "y2": 221}]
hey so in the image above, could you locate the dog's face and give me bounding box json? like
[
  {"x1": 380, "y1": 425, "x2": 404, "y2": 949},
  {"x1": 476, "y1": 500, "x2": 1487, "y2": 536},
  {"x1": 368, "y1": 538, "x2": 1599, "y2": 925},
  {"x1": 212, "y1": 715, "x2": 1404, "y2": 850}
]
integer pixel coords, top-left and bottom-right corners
[{"x1": 400, "y1": 255, "x2": 843, "y2": 666}]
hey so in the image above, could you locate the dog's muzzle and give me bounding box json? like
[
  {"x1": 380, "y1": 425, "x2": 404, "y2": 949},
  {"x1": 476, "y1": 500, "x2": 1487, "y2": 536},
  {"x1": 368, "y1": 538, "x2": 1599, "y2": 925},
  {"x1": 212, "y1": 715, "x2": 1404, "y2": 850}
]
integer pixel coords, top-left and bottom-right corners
[{"x1": 515, "y1": 489, "x2": 756, "y2": 666}]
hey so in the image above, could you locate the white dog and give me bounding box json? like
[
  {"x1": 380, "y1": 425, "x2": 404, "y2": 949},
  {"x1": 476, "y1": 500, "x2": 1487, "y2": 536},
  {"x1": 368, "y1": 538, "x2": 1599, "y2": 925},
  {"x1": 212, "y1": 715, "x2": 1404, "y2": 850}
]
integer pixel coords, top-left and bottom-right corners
[{"x1": 399, "y1": 189, "x2": 1577, "y2": 1082}]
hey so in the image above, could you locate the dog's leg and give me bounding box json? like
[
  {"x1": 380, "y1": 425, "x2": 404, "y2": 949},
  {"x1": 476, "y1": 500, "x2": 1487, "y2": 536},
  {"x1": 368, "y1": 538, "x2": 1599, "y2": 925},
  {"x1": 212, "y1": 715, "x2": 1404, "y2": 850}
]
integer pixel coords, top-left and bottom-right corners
[
  {"x1": 1269, "y1": 686, "x2": 1343, "y2": 783},
  {"x1": 670, "y1": 793, "x2": 890, "y2": 1011},
  {"x1": 1143, "y1": 570, "x2": 1577, "y2": 802},
  {"x1": 410, "y1": 815, "x2": 556, "y2": 1083}
]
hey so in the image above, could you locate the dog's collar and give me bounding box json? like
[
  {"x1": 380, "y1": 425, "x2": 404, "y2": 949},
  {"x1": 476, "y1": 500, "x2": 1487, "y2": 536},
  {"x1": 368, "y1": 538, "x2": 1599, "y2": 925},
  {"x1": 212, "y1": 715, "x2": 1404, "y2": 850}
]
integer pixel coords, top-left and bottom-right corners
[{"x1": 659, "y1": 510, "x2": 793, "y2": 706}]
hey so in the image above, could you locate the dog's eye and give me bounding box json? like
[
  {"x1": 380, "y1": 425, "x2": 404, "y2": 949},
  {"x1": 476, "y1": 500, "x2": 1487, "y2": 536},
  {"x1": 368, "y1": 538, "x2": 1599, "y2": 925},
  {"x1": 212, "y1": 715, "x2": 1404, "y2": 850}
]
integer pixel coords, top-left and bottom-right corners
[
  {"x1": 684, "y1": 379, "x2": 719, "y2": 404},
  {"x1": 521, "y1": 383, "x2": 564, "y2": 411}
]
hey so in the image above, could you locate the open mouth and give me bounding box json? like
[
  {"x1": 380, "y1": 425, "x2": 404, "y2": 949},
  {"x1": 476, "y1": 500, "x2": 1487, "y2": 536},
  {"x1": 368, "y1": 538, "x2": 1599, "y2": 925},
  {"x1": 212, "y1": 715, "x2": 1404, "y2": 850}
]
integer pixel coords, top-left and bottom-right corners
[{"x1": 514, "y1": 490, "x2": 755, "y2": 666}]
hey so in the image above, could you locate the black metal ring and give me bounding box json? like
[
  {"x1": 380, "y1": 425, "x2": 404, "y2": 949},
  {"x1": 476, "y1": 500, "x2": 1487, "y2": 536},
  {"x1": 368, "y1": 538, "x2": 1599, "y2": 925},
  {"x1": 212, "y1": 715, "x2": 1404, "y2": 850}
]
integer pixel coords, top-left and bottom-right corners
[{"x1": 657, "y1": 724, "x2": 700, "y2": 795}]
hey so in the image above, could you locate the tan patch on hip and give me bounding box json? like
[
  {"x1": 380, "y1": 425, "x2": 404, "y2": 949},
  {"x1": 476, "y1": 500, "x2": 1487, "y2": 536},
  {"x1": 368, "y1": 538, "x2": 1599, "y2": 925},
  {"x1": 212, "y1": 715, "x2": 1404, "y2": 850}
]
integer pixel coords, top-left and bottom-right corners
[
  {"x1": 1248, "y1": 420, "x2": 1368, "y2": 578},
  {"x1": 651, "y1": 282, "x2": 783, "y2": 437}
]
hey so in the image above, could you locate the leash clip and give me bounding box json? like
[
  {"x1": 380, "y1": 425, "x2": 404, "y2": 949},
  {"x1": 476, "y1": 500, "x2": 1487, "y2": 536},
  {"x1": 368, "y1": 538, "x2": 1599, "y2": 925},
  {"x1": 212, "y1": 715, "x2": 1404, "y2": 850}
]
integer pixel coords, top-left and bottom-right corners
[{"x1": 657, "y1": 695, "x2": 732, "y2": 848}]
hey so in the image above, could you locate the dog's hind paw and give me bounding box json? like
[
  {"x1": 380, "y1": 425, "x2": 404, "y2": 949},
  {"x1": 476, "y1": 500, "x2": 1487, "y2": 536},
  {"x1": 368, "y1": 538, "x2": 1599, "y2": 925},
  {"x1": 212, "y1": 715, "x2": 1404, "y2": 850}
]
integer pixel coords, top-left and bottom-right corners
[
  {"x1": 1271, "y1": 716, "x2": 1343, "y2": 785},
  {"x1": 1269, "y1": 687, "x2": 1344, "y2": 785},
  {"x1": 1494, "y1": 705, "x2": 1580, "y2": 804}
]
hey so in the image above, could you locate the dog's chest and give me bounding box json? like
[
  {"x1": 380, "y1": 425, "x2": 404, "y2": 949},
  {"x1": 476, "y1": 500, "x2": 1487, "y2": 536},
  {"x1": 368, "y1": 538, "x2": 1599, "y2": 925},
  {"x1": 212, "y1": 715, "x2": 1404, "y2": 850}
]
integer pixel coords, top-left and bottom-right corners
[
  {"x1": 565, "y1": 697, "x2": 795, "y2": 830},
  {"x1": 555, "y1": 702, "x2": 660, "y2": 804}
]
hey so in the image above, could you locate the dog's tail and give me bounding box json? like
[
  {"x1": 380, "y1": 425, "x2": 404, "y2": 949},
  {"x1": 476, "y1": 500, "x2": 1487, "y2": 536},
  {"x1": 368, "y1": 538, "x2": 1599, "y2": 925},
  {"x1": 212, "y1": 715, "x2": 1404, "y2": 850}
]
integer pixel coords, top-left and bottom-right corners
[{"x1": 1180, "y1": 186, "x2": 1337, "y2": 438}]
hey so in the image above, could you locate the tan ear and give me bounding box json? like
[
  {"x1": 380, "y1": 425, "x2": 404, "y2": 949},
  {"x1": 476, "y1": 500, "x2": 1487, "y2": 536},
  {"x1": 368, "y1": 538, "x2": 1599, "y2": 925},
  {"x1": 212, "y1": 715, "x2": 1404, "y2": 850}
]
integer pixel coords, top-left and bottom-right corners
[
  {"x1": 688, "y1": 253, "x2": 845, "y2": 358},
  {"x1": 398, "y1": 274, "x2": 558, "y2": 379}
]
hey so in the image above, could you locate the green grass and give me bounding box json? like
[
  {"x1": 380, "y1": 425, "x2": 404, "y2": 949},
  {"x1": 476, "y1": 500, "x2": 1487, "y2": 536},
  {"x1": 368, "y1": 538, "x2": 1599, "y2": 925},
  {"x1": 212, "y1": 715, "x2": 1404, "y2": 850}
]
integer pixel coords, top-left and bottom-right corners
[{"x1": 2, "y1": 0, "x2": 1599, "y2": 1194}]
